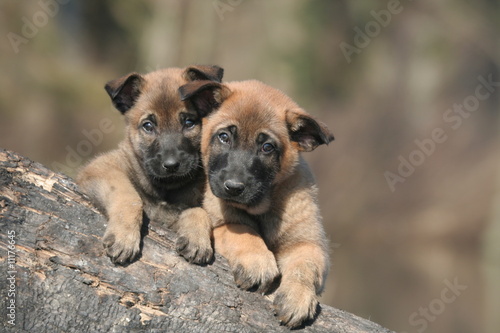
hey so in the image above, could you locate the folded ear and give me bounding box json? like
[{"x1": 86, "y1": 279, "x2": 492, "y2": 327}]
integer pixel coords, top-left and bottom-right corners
[
  {"x1": 184, "y1": 65, "x2": 224, "y2": 83},
  {"x1": 104, "y1": 73, "x2": 144, "y2": 114},
  {"x1": 179, "y1": 80, "x2": 230, "y2": 117},
  {"x1": 286, "y1": 109, "x2": 334, "y2": 152}
]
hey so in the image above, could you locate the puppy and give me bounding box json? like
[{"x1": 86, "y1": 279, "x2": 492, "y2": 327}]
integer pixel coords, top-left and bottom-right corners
[
  {"x1": 77, "y1": 65, "x2": 223, "y2": 265},
  {"x1": 179, "y1": 79, "x2": 334, "y2": 327}
]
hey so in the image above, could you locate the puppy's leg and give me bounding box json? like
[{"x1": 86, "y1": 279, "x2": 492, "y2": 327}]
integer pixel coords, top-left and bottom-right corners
[
  {"x1": 273, "y1": 242, "x2": 328, "y2": 328},
  {"x1": 174, "y1": 207, "x2": 214, "y2": 265},
  {"x1": 214, "y1": 224, "x2": 280, "y2": 293},
  {"x1": 78, "y1": 160, "x2": 143, "y2": 265}
]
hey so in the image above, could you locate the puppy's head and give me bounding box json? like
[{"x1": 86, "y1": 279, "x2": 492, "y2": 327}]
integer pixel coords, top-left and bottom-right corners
[
  {"x1": 105, "y1": 65, "x2": 223, "y2": 188},
  {"x1": 180, "y1": 80, "x2": 333, "y2": 214}
]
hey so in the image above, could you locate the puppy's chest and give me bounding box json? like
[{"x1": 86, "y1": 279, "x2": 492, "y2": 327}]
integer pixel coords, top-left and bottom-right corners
[
  {"x1": 143, "y1": 200, "x2": 186, "y2": 227},
  {"x1": 141, "y1": 184, "x2": 203, "y2": 226},
  {"x1": 255, "y1": 213, "x2": 285, "y2": 250}
]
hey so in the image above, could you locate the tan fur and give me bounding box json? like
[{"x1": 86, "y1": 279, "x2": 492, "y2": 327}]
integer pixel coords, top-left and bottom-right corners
[
  {"x1": 77, "y1": 66, "x2": 223, "y2": 265},
  {"x1": 181, "y1": 79, "x2": 333, "y2": 327}
]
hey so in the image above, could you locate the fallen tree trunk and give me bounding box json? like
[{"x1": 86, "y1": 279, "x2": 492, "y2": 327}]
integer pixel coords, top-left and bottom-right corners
[{"x1": 0, "y1": 148, "x2": 394, "y2": 333}]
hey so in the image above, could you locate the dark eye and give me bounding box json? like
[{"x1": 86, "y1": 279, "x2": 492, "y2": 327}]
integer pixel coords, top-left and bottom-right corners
[
  {"x1": 218, "y1": 132, "x2": 230, "y2": 144},
  {"x1": 261, "y1": 143, "x2": 275, "y2": 153},
  {"x1": 142, "y1": 121, "x2": 154, "y2": 133},
  {"x1": 184, "y1": 119, "x2": 196, "y2": 129}
]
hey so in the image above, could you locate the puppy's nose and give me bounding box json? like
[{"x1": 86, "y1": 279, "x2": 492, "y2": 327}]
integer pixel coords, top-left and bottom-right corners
[
  {"x1": 162, "y1": 158, "x2": 180, "y2": 172},
  {"x1": 224, "y1": 179, "x2": 245, "y2": 196}
]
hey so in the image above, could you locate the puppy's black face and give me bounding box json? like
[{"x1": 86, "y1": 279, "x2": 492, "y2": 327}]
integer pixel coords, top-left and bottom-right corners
[
  {"x1": 141, "y1": 111, "x2": 202, "y2": 183},
  {"x1": 123, "y1": 78, "x2": 206, "y2": 191},
  {"x1": 208, "y1": 124, "x2": 281, "y2": 210}
]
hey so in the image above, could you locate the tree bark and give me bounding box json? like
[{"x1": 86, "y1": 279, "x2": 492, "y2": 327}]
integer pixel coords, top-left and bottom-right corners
[{"x1": 0, "y1": 148, "x2": 394, "y2": 333}]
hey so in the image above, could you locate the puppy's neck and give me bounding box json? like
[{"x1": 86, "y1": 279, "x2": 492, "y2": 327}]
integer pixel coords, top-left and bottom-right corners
[{"x1": 228, "y1": 198, "x2": 271, "y2": 216}]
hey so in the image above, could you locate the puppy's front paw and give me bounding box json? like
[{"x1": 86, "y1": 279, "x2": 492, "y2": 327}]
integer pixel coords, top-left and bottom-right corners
[
  {"x1": 273, "y1": 283, "x2": 319, "y2": 328},
  {"x1": 176, "y1": 235, "x2": 214, "y2": 265},
  {"x1": 231, "y1": 250, "x2": 280, "y2": 293},
  {"x1": 102, "y1": 228, "x2": 141, "y2": 265}
]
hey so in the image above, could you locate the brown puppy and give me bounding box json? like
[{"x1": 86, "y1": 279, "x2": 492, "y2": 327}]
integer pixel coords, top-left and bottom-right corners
[
  {"x1": 179, "y1": 79, "x2": 333, "y2": 327},
  {"x1": 77, "y1": 66, "x2": 223, "y2": 265}
]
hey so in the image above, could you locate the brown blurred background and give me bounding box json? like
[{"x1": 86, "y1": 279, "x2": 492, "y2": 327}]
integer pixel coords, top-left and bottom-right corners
[{"x1": 1, "y1": 1, "x2": 499, "y2": 332}]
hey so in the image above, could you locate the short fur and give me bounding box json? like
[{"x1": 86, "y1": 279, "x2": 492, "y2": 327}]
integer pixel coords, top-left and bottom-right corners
[
  {"x1": 77, "y1": 65, "x2": 223, "y2": 265},
  {"x1": 180, "y1": 79, "x2": 334, "y2": 328}
]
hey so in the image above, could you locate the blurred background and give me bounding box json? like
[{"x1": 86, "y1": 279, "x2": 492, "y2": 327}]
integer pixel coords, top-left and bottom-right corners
[{"x1": 1, "y1": 1, "x2": 499, "y2": 332}]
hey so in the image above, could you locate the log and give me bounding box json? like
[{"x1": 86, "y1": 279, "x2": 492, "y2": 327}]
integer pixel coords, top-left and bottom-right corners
[{"x1": 0, "y1": 148, "x2": 394, "y2": 333}]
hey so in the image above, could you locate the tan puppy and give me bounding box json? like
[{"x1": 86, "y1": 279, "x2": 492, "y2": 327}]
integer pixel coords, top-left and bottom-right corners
[
  {"x1": 179, "y1": 79, "x2": 334, "y2": 327},
  {"x1": 77, "y1": 66, "x2": 223, "y2": 265}
]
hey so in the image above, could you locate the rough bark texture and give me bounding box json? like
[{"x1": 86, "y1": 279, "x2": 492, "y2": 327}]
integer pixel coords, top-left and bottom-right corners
[{"x1": 0, "y1": 148, "x2": 394, "y2": 333}]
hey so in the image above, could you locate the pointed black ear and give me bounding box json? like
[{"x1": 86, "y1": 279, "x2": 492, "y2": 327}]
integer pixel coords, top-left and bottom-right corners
[
  {"x1": 286, "y1": 109, "x2": 334, "y2": 152},
  {"x1": 184, "y1": 65, "x2": 224, "y2": 83},
  {"x1": 104, "y1": 73, "x2": 144, "y2": 114},
  {"x1": 179, "y1": 80, "x2": 230, "y2": 117}
]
